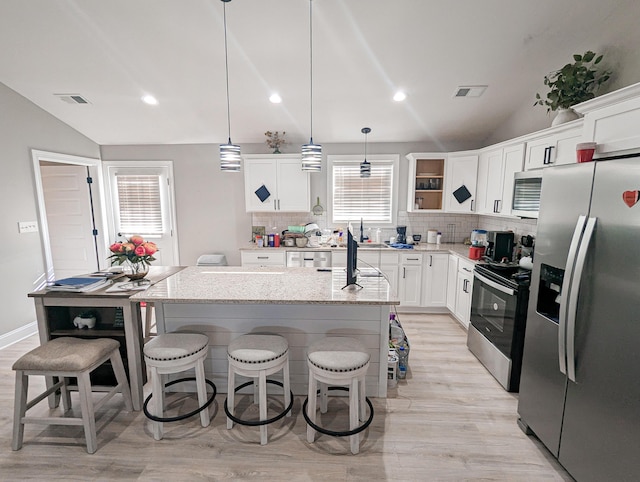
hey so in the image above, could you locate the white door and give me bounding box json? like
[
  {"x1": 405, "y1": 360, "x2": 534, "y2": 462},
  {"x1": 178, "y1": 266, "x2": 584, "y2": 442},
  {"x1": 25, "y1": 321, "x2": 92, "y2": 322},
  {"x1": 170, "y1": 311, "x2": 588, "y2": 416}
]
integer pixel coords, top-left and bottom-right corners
[
  {"x1": 422, "y1": 253, "x2": 448, "y2": 307},
  {"x1": 40, "y1": 164, "x2": 98, "y2": 279},
  {"x1": 244, "y1": 158, "x2": 278, "y2": 212},
  {"x1": 445, "y1": 154, "x2": 479, "y2": 213},
  {"x1": 103, "y1": 162, "x2": 178, "y2": 266},
  {"x1": 500, "y1": 143, "x2": 525, "y2": 215},
  {"x1": 276, "y1": 158, "x2": 310, "y2": 212}
]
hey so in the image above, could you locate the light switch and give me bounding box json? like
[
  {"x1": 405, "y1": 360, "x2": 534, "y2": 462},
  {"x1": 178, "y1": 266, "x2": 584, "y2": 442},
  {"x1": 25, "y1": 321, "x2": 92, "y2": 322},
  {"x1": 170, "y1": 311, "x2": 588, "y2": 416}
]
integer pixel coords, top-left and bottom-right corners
[{"x1": 18, "y1": 221, "x2": 38, "y2": 233}]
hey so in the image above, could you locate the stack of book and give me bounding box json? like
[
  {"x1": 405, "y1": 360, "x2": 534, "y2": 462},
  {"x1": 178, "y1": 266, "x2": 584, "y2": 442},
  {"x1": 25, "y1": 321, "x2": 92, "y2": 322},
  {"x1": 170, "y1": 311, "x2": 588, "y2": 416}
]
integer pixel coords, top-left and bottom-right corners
[{"x1": 47, "y1": 276, "x2": 111, "y2": 293}]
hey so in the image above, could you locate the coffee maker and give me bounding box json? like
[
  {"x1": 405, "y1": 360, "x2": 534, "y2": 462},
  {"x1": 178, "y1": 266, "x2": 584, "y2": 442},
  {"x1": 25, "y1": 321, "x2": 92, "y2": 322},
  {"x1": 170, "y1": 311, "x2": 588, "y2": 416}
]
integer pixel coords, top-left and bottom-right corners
[
  {"x1": 396, "y1": 226, "x2": 407, "y2": 244},
  {"x1": 485, "y1": 231, "x2": 515, "y2": 262}
]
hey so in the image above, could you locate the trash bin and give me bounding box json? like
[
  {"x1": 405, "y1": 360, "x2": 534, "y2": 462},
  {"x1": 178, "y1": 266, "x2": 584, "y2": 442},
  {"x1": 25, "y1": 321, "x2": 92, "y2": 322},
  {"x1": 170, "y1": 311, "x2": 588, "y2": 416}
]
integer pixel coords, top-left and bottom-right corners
[{"x1": 196, "y1": 254, "x2": 228, "y2": 266}]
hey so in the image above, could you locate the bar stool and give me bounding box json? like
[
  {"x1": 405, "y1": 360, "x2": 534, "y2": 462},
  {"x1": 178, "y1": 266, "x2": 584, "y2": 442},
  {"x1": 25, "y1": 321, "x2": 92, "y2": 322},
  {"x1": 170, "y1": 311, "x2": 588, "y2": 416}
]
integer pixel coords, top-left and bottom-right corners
[
  {"x1": 224, "y1": 334, "x2": 293, "y2": 445},
  {"x1": 143, "y1": 332, "x2": 216, "y2": 440},
  {"x1": 12, "y1": 337, "x2": 133, "y2": 454},
  {"x1": 303, "y1": 336, "x2": 374, "y2": 455}
]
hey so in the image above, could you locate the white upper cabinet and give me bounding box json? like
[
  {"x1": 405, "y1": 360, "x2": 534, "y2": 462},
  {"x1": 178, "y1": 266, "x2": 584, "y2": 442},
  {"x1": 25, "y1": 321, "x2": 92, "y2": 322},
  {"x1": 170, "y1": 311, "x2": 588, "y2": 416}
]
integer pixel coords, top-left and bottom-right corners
[
  {"x1": 574, "y1": 83, "x2": 640, "y2": 156},
  {"x1": 406, "y1": 153, "x2": 446, "y2": 212},
  {"x1": 243, "y1": 155, "x2": 310, "y2": 212},
  {"x1": 444, "y1": 153, "x2": 478, "y2": 213},
  {"x1": 501, "y1": 143, "x2": 525, "y2": 215},
  {"x1": 523, "y1": 122, "x2": 583, "y2": 170}
]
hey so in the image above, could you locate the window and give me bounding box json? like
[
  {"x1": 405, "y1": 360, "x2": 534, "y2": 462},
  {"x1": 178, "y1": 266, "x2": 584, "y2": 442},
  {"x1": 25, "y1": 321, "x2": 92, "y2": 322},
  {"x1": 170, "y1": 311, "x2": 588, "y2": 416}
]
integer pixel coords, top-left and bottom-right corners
[
  {"x1": 114, "y1": 174, "x2": 163, "y2": 235},
  {"x1": 329, "y1": 155, "x2": 399, "y2": 224}
]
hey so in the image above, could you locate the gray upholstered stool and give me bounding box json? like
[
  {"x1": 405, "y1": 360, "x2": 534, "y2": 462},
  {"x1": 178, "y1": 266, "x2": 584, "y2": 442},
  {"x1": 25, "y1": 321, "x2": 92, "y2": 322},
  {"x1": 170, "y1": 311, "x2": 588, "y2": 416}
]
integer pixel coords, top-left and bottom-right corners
[
  {"x1": 225, "y1": 334, "x2": 292, "y2": 445},
  {"x1": 12, "y1": 337, "x2": 133, "y2": 454},
  {"x1": 143, "y1": 332, "x2": 215, "y2": 440},
  {"x1": 303, "y1": 337, "x2": 373, "y2": 454}
]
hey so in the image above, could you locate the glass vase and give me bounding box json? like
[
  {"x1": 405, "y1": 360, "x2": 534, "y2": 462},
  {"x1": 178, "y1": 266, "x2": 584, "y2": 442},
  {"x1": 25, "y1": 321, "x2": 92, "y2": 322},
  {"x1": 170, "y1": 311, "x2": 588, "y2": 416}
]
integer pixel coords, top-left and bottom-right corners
[{"x1": 125, "y1": 261, "x2": 149, "y2": 281}]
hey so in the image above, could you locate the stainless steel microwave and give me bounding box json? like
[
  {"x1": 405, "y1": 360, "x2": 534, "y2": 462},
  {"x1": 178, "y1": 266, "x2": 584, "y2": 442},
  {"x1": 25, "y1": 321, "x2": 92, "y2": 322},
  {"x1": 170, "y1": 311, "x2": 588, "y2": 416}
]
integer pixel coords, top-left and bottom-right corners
[{"x1": 511, "y1": 171, "x2": 542, "y2": 218}]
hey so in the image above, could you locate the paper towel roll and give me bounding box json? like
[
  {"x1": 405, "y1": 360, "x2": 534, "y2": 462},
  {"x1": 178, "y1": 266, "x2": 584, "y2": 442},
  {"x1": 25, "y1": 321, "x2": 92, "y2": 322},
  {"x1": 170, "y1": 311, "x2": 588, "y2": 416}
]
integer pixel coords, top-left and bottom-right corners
[{"x1": 519, "y1": 256, "x2": 533, "y2": 270}]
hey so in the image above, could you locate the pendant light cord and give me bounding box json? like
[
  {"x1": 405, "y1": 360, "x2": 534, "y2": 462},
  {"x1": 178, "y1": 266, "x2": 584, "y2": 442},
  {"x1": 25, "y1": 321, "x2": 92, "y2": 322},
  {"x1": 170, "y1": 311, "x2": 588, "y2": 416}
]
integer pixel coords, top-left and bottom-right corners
[
  {"x1": 223, "y1": 1, "x2": 232, "y2": 144},
  {"x1": 309, "y1": 0, "x2": 314, "y2": 143}
]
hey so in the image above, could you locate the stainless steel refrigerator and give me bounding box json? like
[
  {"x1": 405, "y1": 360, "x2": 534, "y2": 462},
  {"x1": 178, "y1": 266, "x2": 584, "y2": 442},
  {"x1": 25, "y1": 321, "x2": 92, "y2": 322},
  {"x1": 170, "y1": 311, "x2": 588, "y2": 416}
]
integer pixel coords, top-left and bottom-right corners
[{"x1": 518, "y1": 156, "x2": 640, "y2": 481}]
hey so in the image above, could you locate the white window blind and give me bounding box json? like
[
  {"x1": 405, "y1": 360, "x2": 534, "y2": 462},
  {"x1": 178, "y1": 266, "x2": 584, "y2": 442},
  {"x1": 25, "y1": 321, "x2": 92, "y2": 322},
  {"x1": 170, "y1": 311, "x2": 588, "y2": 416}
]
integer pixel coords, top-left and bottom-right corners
[
  {"x1": 332, "y1": 160, "x2": 394, "y2": 223},
  {"x1": 115, "y1": 174, "x2": 164, "y2": 235}
]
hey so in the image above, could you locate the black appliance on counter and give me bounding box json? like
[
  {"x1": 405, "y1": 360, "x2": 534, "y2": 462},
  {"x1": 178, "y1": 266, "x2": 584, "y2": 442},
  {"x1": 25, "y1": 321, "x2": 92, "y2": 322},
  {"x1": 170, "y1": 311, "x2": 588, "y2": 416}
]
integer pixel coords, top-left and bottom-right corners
[
  {"x1": 467, "y1": 261, "x2": 530, "y2": 392},
  {"x1": 485, "y1": 231, "x2": 514, "y2": 262},
  {"x1": 396, "y1": 225, "x2": 407, "y2": 244}
]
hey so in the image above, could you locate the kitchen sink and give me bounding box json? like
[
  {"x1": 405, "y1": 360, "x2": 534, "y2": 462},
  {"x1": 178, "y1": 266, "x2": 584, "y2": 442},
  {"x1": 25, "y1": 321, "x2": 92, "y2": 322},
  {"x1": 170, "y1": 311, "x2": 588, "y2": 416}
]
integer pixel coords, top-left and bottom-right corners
[{"x1": 358, "y1": 243, "x2": 389, "y2": 249}]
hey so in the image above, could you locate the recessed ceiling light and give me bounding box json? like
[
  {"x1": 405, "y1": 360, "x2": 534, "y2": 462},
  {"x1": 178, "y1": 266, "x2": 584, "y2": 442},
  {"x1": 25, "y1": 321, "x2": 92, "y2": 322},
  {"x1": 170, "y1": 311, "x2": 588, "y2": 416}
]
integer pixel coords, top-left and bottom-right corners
[
  {"x1": 141, "y1": 94, "x2": 158, "y2": 105},
  {"x1": 393, "y1": 91, "x2": 407, "y2": 102},
  {"x1": 269, "y1": 93, "x2": 282, "y2": 104}
]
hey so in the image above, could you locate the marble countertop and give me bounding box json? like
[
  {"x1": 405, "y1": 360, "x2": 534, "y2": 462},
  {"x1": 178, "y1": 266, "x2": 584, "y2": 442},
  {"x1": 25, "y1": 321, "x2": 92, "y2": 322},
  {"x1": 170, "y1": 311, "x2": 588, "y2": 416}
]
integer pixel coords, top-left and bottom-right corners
[{"x1": 131, "y1": 266, "x2": 400, "y2": 306}]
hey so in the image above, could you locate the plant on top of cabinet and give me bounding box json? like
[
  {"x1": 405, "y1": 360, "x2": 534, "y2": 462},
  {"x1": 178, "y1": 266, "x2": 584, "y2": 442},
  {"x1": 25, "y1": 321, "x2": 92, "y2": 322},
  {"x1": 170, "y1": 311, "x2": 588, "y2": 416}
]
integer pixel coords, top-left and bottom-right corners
[
  {"x1": 265, "y1": 131, "x2": 286, "y2": 154},
  {"x1": 534, "y1": 50, "x2": 611, "y2": 125}
]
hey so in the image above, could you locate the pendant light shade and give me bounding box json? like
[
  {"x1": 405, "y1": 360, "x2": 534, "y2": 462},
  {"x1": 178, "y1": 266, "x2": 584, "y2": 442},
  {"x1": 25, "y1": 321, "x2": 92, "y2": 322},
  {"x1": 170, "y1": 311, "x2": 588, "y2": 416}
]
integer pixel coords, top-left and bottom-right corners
[
  {"x1": 220, "y1": 0, "x2": 241, "y2": 172},
  {"x1": 301, "y1": 0, "x2": 322, "y2": 172},
  {"x1": 360, "y1": 127, "x2": 371, "y2": 178}
]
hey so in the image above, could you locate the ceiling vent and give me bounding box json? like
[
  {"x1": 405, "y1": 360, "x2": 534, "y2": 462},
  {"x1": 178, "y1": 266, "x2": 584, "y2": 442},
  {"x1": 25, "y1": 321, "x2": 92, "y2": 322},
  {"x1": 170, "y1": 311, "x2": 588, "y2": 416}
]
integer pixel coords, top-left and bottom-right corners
[
  {"x1": 453, "y1": 85, "x2": 487, "y2": 98},
  {"x1": 54, "y1": 93, "x2": 90, "y2": 104}
]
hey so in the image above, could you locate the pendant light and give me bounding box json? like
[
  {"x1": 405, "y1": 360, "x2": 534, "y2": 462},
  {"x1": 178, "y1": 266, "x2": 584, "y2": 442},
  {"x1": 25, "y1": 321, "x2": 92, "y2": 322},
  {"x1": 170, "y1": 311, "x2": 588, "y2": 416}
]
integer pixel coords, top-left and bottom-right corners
[
  {"x1": 219, "y1": 0, "x2": 241, "y2": 171},
  {"x1": 301, "y1": 0, "x2": 322, "y2": 172},
  {"x1": 360, "y1": 127, "x2": 371, "y2": 178}
]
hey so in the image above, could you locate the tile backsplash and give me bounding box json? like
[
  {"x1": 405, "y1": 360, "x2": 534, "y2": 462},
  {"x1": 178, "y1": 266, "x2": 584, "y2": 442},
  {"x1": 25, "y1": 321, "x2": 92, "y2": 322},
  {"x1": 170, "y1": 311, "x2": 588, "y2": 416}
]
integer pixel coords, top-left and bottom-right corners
[{"x1": 251, "y1": 212, "x2": 537, "y2": 245}]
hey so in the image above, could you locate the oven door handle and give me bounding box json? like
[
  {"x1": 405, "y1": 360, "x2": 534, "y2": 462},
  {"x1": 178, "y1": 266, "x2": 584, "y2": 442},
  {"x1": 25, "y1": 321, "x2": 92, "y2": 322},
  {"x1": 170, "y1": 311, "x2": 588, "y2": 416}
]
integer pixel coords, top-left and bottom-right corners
[{"x1": 473, "y1": 271, "x2": 515, "y2": 296}]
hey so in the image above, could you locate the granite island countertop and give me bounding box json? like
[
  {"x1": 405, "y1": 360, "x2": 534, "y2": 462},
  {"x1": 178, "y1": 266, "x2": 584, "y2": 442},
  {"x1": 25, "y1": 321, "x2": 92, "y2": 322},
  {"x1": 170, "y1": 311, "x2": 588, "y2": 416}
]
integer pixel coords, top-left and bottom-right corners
[{"x1": 130, "y1": 265, "x2": 400, "y2": 306}]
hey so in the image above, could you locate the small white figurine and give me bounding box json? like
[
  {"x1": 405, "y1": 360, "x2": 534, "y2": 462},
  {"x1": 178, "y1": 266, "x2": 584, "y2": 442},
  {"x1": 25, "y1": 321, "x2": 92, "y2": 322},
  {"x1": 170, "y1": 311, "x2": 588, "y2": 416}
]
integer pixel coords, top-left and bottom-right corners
[{"x1": 73, "y1": 313, "x2": 97, "y2": 329}]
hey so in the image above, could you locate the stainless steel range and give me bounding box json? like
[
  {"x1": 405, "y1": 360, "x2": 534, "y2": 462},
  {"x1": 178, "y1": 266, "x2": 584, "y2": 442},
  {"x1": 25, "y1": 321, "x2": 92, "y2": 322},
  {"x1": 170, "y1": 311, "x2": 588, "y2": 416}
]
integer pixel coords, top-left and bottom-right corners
[{"x1": 467, "y1": 262, "x2": 531, "y2": 392}]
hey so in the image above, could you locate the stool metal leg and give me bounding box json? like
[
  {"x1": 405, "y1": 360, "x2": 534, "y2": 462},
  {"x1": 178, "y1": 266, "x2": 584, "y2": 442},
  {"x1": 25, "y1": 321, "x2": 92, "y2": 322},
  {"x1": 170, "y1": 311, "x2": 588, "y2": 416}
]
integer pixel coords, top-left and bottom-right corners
[
  {"x1": 349, "y1": 377, "x2": 359, "y2": 455},
  {"x1": 195, "y1": 357, "x2": 210, "y2": 428},
  {"x1": 12, "y1": 371, "x2": 28, "y2": 451},
  {"x1": 306, "y1": 373, "x2": 318, "y2": 443},
  {"x1": 258, "y1": 370, "x2": 268, "y2": 445},
  {"x1": 226, "y1": 363, "x2": 235, "y2": 430},
  {"x1": 77, "y1": 371, "x2": 98, "y2": 454}
]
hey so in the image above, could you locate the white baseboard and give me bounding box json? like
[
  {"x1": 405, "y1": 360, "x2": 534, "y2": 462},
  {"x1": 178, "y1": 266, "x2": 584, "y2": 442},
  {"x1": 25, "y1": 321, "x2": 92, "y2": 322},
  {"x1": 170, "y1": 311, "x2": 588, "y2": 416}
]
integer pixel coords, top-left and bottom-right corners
[{"x1": 0, "y1": 321, "x2": 38, "y2": 350}]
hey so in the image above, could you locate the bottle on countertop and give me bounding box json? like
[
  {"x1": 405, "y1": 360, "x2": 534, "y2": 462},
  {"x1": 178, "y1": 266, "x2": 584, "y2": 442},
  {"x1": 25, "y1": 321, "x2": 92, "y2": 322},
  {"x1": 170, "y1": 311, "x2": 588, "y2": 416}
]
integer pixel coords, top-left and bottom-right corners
[
  {"x1": 375, "y1": 228, "x2": 382, "y2": 244},
  {"x1": 256, "y1": 235, "x2": 264, "y2": 248},
  {"x1": 437, "y1": 231, "x2": 442, "y2": 245}
]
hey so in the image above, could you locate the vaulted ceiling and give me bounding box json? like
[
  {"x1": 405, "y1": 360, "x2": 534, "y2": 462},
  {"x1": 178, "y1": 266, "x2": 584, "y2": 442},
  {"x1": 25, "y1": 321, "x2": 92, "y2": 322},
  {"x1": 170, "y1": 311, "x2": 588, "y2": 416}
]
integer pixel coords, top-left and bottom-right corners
[{"x1": 1, "y1": 0, "x2": 639, "y2": 147}]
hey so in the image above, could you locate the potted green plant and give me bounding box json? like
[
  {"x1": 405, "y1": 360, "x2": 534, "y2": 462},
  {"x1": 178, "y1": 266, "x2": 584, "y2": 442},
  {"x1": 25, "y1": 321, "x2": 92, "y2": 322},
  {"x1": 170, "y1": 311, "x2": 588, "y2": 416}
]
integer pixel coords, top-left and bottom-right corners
[{"x1": 534, "y1": 50, "x2": 612, "y2": 125}]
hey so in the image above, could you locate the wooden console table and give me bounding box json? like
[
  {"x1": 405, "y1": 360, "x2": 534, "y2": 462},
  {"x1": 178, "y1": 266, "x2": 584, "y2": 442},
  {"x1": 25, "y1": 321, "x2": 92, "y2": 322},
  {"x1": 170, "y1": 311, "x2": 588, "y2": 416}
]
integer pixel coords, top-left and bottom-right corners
[{"x1": 28, "y1": 266, "x2": 183, "y2": 411}]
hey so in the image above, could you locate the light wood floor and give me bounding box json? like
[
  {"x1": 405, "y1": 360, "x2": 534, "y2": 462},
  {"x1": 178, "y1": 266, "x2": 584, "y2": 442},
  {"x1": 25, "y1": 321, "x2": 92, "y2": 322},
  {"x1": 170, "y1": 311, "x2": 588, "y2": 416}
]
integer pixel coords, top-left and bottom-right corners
[{"x1": 0, "y1": 314, "x2": 572, "y2": 481}]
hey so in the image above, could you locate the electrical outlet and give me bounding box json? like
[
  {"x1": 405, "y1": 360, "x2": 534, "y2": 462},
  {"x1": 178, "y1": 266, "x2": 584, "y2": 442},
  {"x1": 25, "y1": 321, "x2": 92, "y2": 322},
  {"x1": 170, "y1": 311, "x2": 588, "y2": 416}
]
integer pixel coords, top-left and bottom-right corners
[{"x1": 18, "y1": 221, "x2": 38, "y2": 233}]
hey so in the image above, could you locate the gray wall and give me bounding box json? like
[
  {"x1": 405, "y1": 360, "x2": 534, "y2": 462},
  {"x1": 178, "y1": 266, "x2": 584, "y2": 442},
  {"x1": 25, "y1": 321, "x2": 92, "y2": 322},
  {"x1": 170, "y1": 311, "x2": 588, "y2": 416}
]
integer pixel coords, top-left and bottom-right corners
[
  {"x1": 101, "y1": 140, "x2": 477, "y2": 266},
  {"x1": 485, "y1": 13, "x2": 640, "y2": 146},
  {"x1": 0, "y1": 82, "x2": 100, "y2": 339}
]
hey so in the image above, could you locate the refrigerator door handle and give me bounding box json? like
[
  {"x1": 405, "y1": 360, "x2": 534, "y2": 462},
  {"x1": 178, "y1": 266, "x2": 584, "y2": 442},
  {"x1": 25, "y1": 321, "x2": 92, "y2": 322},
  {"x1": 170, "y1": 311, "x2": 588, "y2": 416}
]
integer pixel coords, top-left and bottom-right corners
[
  {"x1": 566, "y1": 216, "x2": 597, "y2": 382},
  {"x1": 559, "y1": 215, "x2": 588, "y2": 375}
]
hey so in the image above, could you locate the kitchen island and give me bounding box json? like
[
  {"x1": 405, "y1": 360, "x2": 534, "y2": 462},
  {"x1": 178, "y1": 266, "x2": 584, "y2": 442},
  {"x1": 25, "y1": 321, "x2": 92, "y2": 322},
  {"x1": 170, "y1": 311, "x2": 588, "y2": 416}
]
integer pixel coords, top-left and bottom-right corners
[{"x1": 131, "y1": 265, "x2": 400, "y2": 397}]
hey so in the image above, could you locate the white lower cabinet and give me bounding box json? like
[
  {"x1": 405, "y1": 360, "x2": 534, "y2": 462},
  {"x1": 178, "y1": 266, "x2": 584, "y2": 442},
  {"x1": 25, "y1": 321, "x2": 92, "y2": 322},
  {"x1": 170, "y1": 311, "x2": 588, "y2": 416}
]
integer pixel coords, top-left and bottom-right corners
[
  {"x1": 422, "y1": 253, "x2": 448, "y2": 307},
  {"x1": 332, "y1": 250, "x2": 399, "y2": 296},
  {"x1": 446, "y1": 255, "x2": 458, "y2": 311},
  {"x1": 398, "y1": 253, "x2": 423, "y2": 307},
  {"x1": 241, "y1": 250, "x2": 286, "y2": 267},
  {"x1": 453, "y1": 258, "x2": 475, "y2": 328}
]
